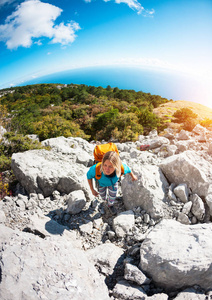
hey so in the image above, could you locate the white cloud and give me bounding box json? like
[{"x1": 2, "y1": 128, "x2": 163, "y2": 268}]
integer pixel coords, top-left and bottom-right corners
[
  {"x1": 0, "y1": 0, "x2": 80, "y2": 49},
  {"x1": 0, "y1": 0, "x2": 16, "y2": 6},
  {"x1": 51, "y1": 21, "x2": 80, "y2": 45},
  {"x1": 85, "y1": 0, "x2": 154, "y2": 15},
  {"x1": 104, "y1": 0, "x2": 144, "y2": 14}
]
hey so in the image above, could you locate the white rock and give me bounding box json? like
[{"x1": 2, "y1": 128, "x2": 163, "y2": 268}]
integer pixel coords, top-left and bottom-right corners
[
  {"x1": 140, "y1": 219, "x2": 212, "y2": 291},
  {"x1": 122, "y1": 164, "x2": 168, "y2": 219},
  {"x1": 182, "y1": 201, "x2": 192, "y2": 215},
  {"x1": 0, "y1": 224, "x2": 110, "y2": 300},
  {"x1": 113, "y1": 280, "x2": 146, "y2": 300},
  {"x1": 79, "y1": 221, "x2": 93, "y2": 235},
  {"x1": 124, "y1": 263, "x2": 151, "y2": 285},
  {"x1": 113, "y1": 210, "x2": 135, "y2": 238},
  {"x1": 174, "y1": 183, "x2": 189, "y2": 203},
  {"x1": 159, "y1": 151, "x2": 212, "y2": 197},
  {"x1": 205, "y1": 194, "x2": 212, "y2": 217},
  {"x1": 191, "y1": 194, "x2": 205, "y2": 221},
  {"x1": 0, "y1": 210, "x2": 6, "y2": 223},
  {"x1": 86, "y1": 243, "x2": 124, "y2": 276},
  {"x1": 66, "y1": 190, "x2": 86, "y2": 214}
]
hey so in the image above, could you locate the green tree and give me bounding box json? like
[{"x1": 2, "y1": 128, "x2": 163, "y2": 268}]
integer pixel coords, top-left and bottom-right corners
[
  {"x1": 138, "y1": 108, "x2": 161, "y2": 132},
  {"x1": 173, "y1": 108, "x2": 198, "y2": 123},
  {"x1": 94, "y1": 108, "x2": 119, "y2": 131},
  {"x1": 33, "y1": 114, "x2": 89, "y2": 141}
]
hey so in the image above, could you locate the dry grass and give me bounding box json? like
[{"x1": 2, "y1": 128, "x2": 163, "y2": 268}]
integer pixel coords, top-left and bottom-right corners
[
  {"x1": 154, "y1": 100, "x2": 212, "y2": 121},
  {"x1": 153, "y1": 100, "x2": 212, "y2": 134}
]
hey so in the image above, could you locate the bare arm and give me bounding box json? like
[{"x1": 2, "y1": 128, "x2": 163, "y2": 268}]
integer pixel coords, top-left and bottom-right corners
[
  {"x1": 87, "y1": 178, "x2": 99, "y2": 196},
  {"x1": 129, "y1": 172, "x2": 137, "y2": 181}
]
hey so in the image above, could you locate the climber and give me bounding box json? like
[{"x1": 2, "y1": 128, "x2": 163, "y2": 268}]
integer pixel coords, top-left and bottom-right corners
[{"x1": 87, "y1": 151, "x2": 137, "y2": 215}]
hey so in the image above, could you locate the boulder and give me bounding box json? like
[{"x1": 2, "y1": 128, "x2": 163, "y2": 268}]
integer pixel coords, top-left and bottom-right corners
[
  {"x1": 42, "y1": 136, "x2": 94, "y2": 156},
  {"x1": 140, "y1": 219, "x2": 212, "y2": 291},
  {"x1": 122, "y1": 164, "x2": 169, "y2": 219},
  {"x1": 0, "y1": 224, "x2": 110, "y2": 300},
  {"x1": 66, "y1": 190, "x2": 86, "y2": 214},
  {"x1": 86, "y1": 243, "x2": 124, "y2": 276},
  {"x1": 159, "y1": 151, "x2": 212, "y2": 197},
  {"x1": 113, "y1": 210, "x2": 135, "y2": 238},
  {"x1": 173, "y1": 288, "x2": 206, "y2": 300},
  {"x1": 148, "y1": 137, "x2": 170, "y2": 150},
  {"x1": 11, "y1": 149, "x2": 92, "y2": 198}
]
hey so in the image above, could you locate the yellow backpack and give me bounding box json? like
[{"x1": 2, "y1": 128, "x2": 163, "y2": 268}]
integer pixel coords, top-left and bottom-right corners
[{"x1": 93, "y1": 142, "x2": 119, "y2": 163}]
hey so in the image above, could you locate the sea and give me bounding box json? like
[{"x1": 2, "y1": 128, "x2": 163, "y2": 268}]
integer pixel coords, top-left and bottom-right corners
[{"x1": 23, "y1": 66, "x2": 208, "y2": 105}]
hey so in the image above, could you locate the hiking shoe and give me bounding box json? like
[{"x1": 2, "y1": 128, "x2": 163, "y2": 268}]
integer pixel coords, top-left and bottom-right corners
[
  {"x1": 108, "y1": 205, "x2": 117, "y2": 215},
  {"x1": 98, "y1": 203, "x2": 105, "y2": 215}
]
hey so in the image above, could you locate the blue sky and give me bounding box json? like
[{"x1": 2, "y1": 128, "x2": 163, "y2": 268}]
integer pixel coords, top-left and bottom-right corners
[{"x1": 0, "y1": 0, "x2": 212, "y2": 107}]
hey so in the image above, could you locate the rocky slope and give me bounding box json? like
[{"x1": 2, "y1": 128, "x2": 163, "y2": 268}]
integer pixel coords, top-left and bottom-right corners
[{"x1": 1, "y1": 124, "x2": 212, "y2": 299}]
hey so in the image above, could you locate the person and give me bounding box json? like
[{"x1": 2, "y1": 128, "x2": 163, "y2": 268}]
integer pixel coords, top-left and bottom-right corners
[{"x1": 87, "y1": 151, "x2": 137, "y2": 215}]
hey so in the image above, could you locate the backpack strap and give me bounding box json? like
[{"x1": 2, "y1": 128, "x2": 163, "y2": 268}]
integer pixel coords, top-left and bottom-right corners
[
  {"x1": 95, "y1": 162, "x2": 102, "y2": 180},
  {"x1": 95, "y1": 162, "x2": 125, "y2": 180},
  {"x1": 121, "y1": 164, "x2": 124, "y2": 176}
]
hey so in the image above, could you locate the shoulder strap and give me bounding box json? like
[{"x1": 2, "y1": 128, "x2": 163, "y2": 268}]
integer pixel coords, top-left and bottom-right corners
[
  {"x1": 95, "y1": 162, "x2": 102, "y2": 180},
  {"x1": 121, "y1": 164, "x2": 124, "y2": 176}
]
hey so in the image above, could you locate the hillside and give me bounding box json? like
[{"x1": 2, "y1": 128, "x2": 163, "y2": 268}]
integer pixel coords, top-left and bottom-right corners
[
  {"x1": 0, "y1": 83, "x2": 169, "y2": 142},
  {"x1": 153, "y1": 100, "x2": 212, "y2": 121}
]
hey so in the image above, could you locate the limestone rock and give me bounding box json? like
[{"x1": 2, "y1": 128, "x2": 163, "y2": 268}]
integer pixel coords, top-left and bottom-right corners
[
  {"x1": 124, "y1": 263, "x2": 151, "y2": 285},
  {"x1": 174, "y1": 183, "x2": 189, "y2": 203},
  {"x1": 112, "y1": 280, "x2": 146, "y2": 300},
  {"x1": 178, "y1": 130, "x2": 190, "y2": 140},
  {"x1": 140, "y1": 219, "x2": 212, "y2": 291},
  {"x1": 66, "y1": 190, "x2": 86, "y2": 214},
  {"x1": 86, "y1": 243, "x2": 124, "y2": 276},
  {"x1": 113, "y1": 210, "x2": 135, "y2": 238},
  {"x1": 192, "y1": 124, "x2": 207, "y2": 136},
  {"x1": 205, "y1": 194, "x2": 212, "y2": 217},
  {"x1": 0, "y1": 224, "x2": 110, "y2": 300},
  {"x1": 11, "y1": 149, "x2": 92, "y2": 198},
  {"x1": 159, "y1": 151, "x2": 212, "y2": 197},
  {"x1": 173, "y1": 287, "x2": 206, "y2": 300},
  {"x1": 122, "y1": 164, "x2": 169, "y2": 219},
  {"x1": 190, "y1": 194, "x2": 205, "y2": 221}
]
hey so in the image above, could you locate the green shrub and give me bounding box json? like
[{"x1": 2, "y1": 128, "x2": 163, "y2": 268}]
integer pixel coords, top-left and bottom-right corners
[
  {"x1": 173, "y1": 108, "x2": 197, "y2": 123},
  {"x1": 1, "y1": 132, "x2": 47, "y2": 156},
  {"x1": 0, "y1": 155, "x2": 11, "y2": 172}
]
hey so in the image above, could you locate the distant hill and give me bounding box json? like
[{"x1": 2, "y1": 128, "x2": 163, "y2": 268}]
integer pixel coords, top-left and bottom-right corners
[
  {"x1": 153, "y1": 100, "x2": 212, "y2": 121},
  {"x1": 153, "y1": 100, "x2": 212, "y2": 133}
]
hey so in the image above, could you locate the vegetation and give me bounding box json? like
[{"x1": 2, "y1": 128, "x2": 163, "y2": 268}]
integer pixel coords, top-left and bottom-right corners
[
  {"x1": 0, "y1": 83, "x2": 169, "y2": 143},
  {"x1": 0, "y1": 132, "x2": 50, "y2": 198},
  {"x1": 172, "y1": 107, "x2": 198, "y2": 131},
  {"x1": 0, "y1": 172, "x2": 9, "y2": 199},
  {"x1": 200, "y1": 118, "x2": 212, "y2": 129},
  {"x1": 173, "y1": 107, "x2": 198, "y2": 123}
]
